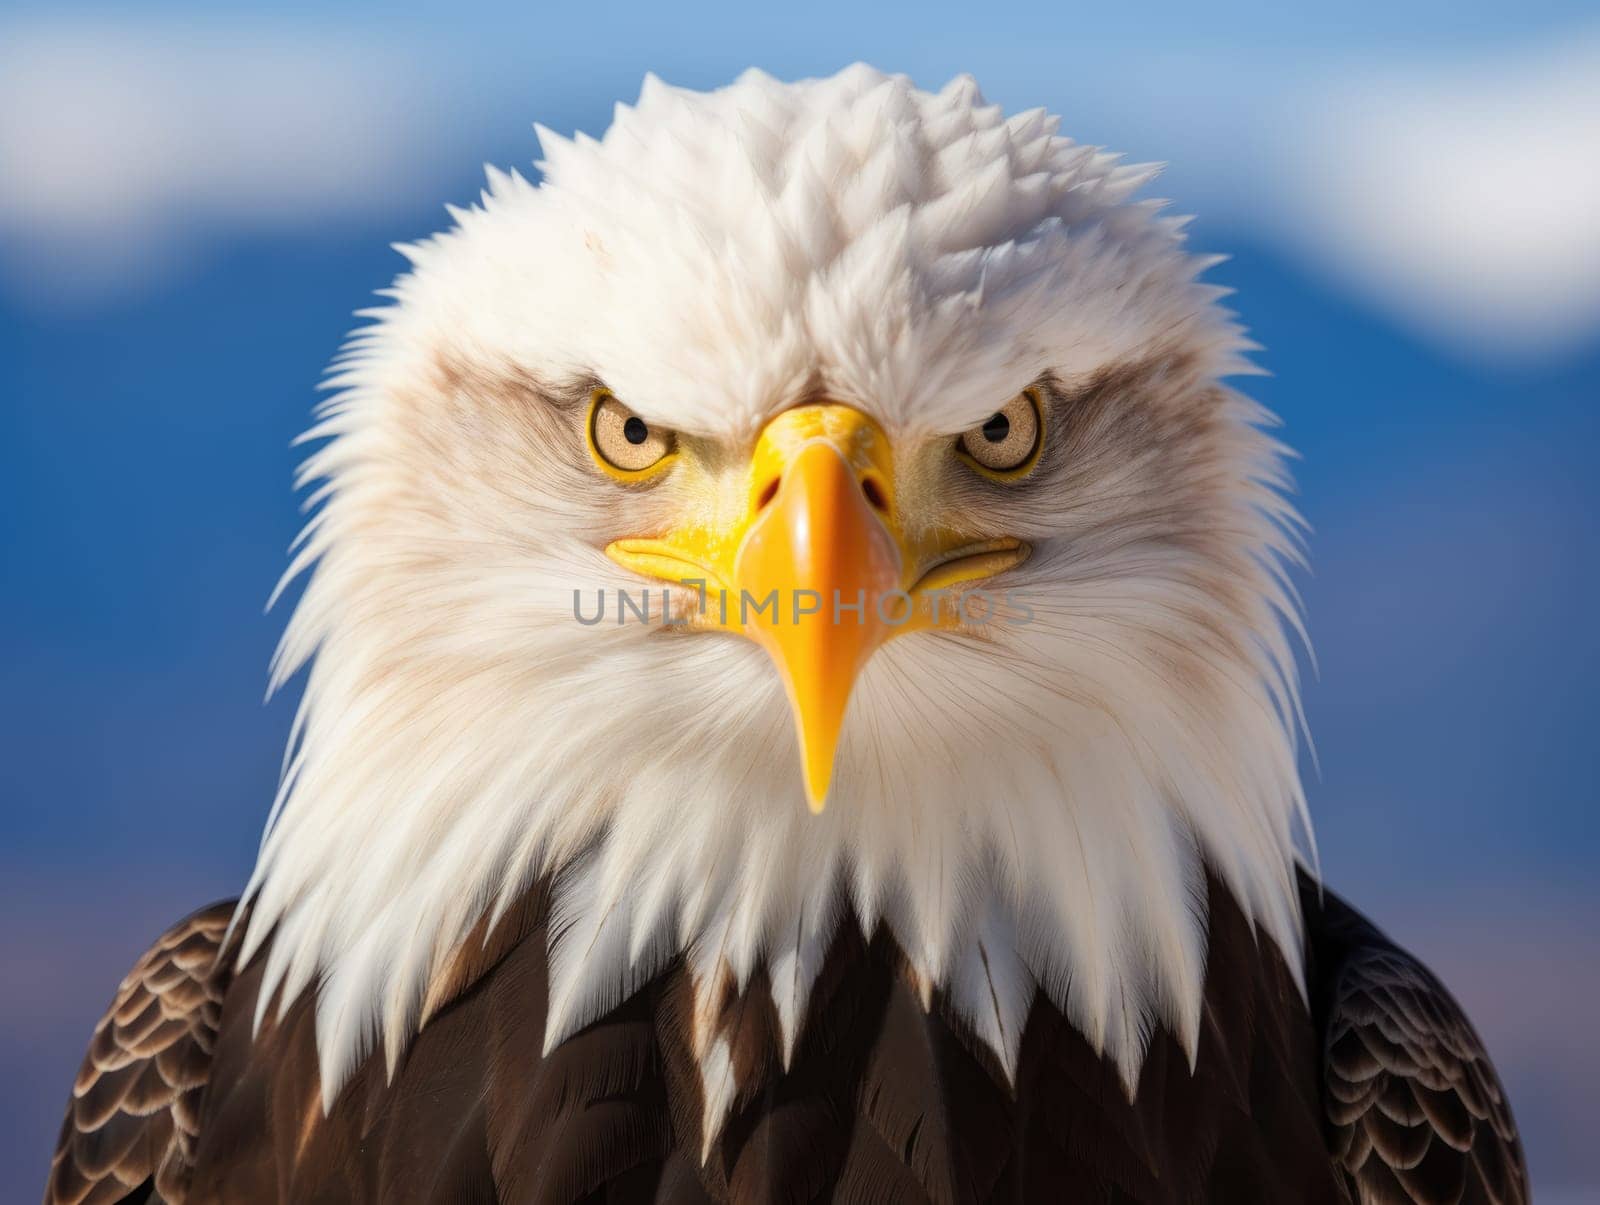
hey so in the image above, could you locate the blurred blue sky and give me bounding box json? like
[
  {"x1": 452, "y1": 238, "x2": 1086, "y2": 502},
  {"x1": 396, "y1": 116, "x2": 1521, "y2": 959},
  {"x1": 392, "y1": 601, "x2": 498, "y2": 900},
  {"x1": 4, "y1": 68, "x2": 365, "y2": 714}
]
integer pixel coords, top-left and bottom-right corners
[{"x1": 2, "y1": 0, "x2": 1597, "y2": 1199}]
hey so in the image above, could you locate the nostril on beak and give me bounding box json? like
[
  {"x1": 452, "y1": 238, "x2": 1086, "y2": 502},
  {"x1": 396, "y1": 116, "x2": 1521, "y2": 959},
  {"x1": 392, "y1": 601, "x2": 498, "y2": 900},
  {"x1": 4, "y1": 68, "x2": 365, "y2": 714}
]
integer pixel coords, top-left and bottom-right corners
[
  {"x1": 755, "y1": 474, "x2": 782, "y2": 512},
  {"x1": 859, "y1": 475, "x2": 888, "y2": 514}
]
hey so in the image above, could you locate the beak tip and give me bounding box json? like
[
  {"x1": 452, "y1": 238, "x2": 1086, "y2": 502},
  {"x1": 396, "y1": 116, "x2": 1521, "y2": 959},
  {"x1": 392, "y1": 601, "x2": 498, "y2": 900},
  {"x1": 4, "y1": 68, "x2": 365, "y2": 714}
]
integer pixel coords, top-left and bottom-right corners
[{"x1": 801, "y1": 757, "x2": 833, "y2": 814}]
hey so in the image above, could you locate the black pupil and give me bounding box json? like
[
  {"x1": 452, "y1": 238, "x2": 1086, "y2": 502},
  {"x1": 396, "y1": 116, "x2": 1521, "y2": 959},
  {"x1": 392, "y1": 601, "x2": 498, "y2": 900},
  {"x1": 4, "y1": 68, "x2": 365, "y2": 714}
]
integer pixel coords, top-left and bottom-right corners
[
  {"x1": 623, "y1": 415, "x2": 649, "y2": 446},
  {"x1": 981, "y1": 413, "x2": 1010, "y2": 443}
]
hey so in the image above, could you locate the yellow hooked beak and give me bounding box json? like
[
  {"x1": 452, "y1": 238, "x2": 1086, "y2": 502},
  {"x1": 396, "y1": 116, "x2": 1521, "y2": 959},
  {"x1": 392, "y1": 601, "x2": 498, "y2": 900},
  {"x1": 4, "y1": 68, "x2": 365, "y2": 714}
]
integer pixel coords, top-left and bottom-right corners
[{"x1": 607, "y1": 403, "x2": 1028, "y2": 812}]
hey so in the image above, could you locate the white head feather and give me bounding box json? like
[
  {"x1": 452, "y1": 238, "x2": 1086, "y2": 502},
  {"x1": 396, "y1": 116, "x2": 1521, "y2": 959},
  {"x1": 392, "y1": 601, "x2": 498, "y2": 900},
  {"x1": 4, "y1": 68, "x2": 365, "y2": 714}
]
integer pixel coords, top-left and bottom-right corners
[{"x1": 239, "y1": 64, "x2": 1311, "y2": 1127}]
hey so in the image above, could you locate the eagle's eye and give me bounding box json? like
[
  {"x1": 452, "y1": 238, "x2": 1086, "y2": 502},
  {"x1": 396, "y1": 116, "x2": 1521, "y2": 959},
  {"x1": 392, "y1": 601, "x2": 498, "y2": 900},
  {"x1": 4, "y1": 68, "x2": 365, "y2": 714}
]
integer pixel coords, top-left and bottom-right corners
[
  {"x1": 588, "y1": 390, "x2": 675, "y2": 478},
  {"x1": 958, "y1": 390, "x2": 1042, "y2": 477}
]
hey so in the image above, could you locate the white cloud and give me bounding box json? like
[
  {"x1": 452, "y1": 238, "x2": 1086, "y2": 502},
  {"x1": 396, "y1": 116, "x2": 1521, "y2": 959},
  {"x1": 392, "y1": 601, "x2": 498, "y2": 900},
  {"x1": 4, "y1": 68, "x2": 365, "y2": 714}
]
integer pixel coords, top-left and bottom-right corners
[
  {"x1": 1, "y1": 16, "x2": 1597, "y2": 363},
  {"x1": 0, "y1": 20, "x2": 451, "y2": 305},
  {"x1": 1011, "y1": 33, "x2": 1600, "y2": 362},
  {"x1": 1275, "y1": 36, "x2": 1600, "y2": 362}
]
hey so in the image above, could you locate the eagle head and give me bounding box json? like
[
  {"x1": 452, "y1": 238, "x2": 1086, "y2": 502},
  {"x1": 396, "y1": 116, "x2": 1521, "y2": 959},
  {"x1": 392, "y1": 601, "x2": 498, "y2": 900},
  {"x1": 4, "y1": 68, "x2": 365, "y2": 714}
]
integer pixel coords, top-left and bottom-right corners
[{"x1": 242, "y1": 64, "x2": 1308, "y2": 1111}]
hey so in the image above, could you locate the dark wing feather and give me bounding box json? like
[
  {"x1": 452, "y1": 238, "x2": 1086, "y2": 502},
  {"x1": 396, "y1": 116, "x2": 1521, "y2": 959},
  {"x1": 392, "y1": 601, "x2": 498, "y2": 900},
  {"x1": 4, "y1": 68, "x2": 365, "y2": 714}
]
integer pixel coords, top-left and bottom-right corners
[
  {"x1": 45, "y1": 902, "x2": 240, "y2": 1205},
  {"x1": 1311, "y1": 888, "x2": 1529, "y2": 1205}
]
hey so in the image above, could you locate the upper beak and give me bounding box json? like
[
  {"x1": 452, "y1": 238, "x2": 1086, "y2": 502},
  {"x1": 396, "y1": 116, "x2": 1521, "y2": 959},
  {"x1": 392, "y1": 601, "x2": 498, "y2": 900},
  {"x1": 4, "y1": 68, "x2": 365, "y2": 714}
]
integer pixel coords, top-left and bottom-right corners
[
  {"x1": 734, "y1": 411, "x2": 902, "y2": 810},
  {"x1": 607, "y1": 403, "x2": 1027, "y2": 813}
]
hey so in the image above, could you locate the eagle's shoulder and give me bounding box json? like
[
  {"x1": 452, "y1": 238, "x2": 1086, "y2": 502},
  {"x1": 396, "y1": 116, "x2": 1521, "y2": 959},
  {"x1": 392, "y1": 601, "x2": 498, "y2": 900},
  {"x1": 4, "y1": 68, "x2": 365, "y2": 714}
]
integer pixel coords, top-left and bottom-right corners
[
  {"x1": 1302, "y1": 878, "x2": 1530, "y2": 1205},
  {"x1": 45, "y1": 900, "x2": 242, "y2": 1205}
]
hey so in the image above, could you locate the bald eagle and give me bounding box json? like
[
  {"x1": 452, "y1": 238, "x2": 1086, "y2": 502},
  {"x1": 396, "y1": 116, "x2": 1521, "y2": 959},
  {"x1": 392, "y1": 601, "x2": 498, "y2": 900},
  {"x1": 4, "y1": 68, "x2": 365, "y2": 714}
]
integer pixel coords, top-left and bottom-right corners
[{"x1": 47, "y1": 66, "x2": 1527, "y2": 1204}]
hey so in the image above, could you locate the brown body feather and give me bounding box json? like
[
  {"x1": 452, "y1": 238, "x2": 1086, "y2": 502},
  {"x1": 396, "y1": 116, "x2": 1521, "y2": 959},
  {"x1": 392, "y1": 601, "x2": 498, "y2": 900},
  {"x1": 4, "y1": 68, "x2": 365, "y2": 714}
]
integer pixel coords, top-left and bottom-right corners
[
  {"x1": 1305, "y1": 891, "x2": 1530, "y2": 1204},
  {"x1": 45, "y1": 903, "x2": 236, "y2": 1205},
  {"x1": 47, "y1": 874, "x2": 1527, "y2": 1204}
]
